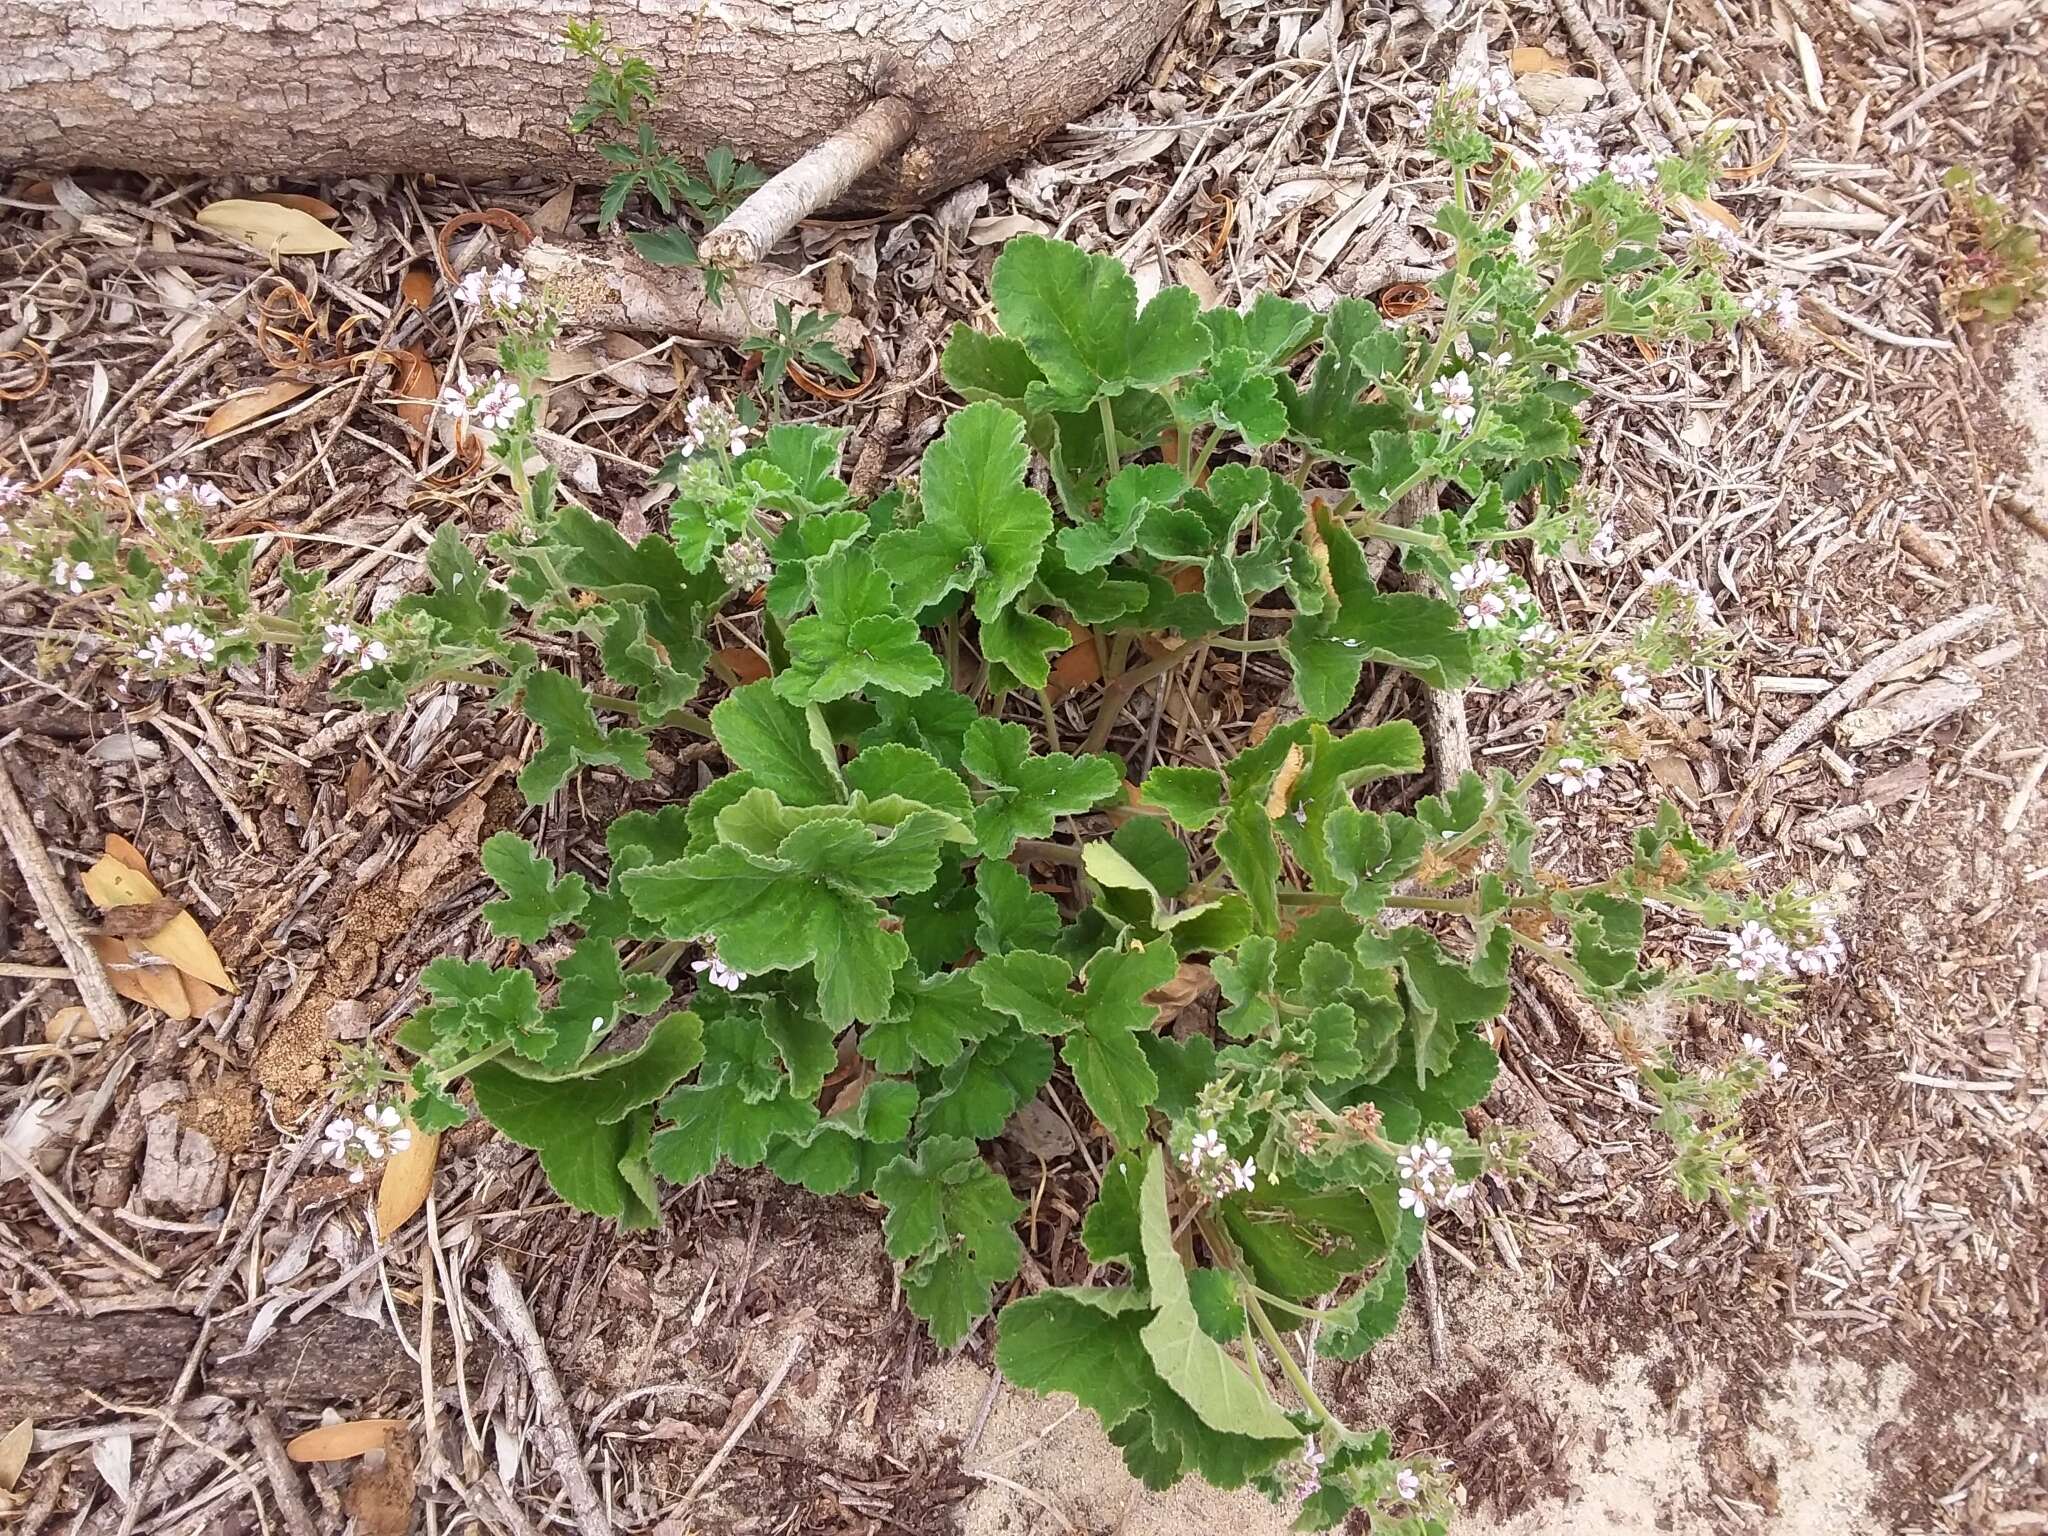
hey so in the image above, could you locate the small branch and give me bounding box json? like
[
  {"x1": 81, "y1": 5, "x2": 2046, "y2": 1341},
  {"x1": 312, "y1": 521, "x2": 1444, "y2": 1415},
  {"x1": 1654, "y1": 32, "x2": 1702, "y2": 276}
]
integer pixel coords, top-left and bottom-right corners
[
  {"x1": 247, "y1": 1412, "x2": 322, "y2": 1536},
  {"x1": 1413, "y1": 1232, "x2": 1452, "y2": 1371},
  {"x1": 685, "y1": 1332, "x2": 809, "y2": 1500},
  {"x1": 0, "y1": 748, "x2": 127, "y2": 1039},
  {"x1": 485, "y1": 1259, "x2": 614, "y2": 1536},
  {"x1": 1726, "y1": 602, "x2": 2002, "y2": 837},
  {"x1": 700, "y1": 97, "x2": 918, "y2": 269}
]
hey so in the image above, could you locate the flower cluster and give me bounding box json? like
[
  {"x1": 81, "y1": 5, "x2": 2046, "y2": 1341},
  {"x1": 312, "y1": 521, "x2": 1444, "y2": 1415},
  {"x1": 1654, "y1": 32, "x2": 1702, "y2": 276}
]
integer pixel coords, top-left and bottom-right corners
[
  {"x1": 1741, "y1": 1032, "x2": 1790, "y2": 1079},
  {"x1": 1447, "y1": 555, "x2": 1534, "y2": 631},
  {"x1": 1535, "y1": 123, "x2": 1604, "y2": 191},
  {"x1": 1741, "y1": 284, "x2": 1801, "y2": 329},
  {"x1": 455, "y1": 262, "x2": 528, "y2": 313},
  {"x1": 1445, "y1": 61, "x2": 1523, "y2": 126},
  {"x1": 716, "y1": 531, "x2": 773, "y2": 591},
  {"x1": 682, "y1": 394, "x2": 750, "y2": 459},
  {"x1": 319, "y1": 1101, "x2": 413, "y2": 1184},
  {"x1": 1185, "y1": 1127, "x2": 1256, "y2": 1198},
  {"x1": 1291, "y1": 1443, "x2": 1326, "y2": 1507},
  {"x1": 690, "y1": 948, "x2": 747, "y2": 992},
  {"x1": 321, "y1": 623, "x2": 391, "y2": 672},
  {"x1": 1644, "y1": 567, "x2": 1718, "y2": 626},
  {"x1": 1394, "y1": 1137, "x2": 1470, "y2": 1218},
  {"x1": 153, "y1": 474, "x2": 228, "y2": 515},
  {"x1": 1546, "y1": 755, "x2": 1605, "y2": 796},
  {"x1": 139, "y1": 621, "x2": 216, "y2": 668},
  {"x1": 1612, "y1": 661, "x2": 1654, "y2": 710},
  {"x1": 439, "y1": 368, "x2": 526, "y2": 438},
  {"x1": 1723, "y1": 918, "x2": 1845, "y2": 983}
]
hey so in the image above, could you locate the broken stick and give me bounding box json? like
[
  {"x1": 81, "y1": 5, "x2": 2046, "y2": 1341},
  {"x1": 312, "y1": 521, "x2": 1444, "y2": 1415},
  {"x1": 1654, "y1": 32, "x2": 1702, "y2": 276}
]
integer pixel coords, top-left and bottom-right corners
[{"x1": 0, "y1": 748, "x2": 127, "y2": 1038}]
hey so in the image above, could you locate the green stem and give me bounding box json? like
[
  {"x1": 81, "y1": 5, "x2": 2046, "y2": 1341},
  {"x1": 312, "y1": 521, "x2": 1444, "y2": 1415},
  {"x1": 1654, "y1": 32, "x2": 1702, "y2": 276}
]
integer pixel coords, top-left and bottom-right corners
[
  {"x1": 435, "y1": 1039, "x2": 512, "y2": 1084},
  {"x1": 1100, "y1": 396, "x2": 1122, "y2": 479},
  {"x1": 1245, "y1": 1289, "x2": 1336, "y2": 1427},
  {"x1": 1079, "y1": 640, "x2": 1201, "y2": 756},
  {"x1": 1037, "y1": 688, "x2": 1062, "y2": 754},
  {"x1": 1202, "y1": 634, "x2": 1285, "y2": 654},
  {"x1": 1347, "y1": 520, "x2": 1445, "y2": 552}
]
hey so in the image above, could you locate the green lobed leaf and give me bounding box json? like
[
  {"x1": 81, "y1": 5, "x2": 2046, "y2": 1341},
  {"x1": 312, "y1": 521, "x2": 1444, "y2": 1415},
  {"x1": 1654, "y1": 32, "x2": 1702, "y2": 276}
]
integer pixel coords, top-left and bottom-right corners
[
  {"x1": 775, "y1": 546, "x2": 944, "y2": 705},
  {"x1": 991, "y1": 235, "x2": 1211, "y2": 410},
  {"x1": 1139, "y1": 766, "x2": 1226, "y2": 831},
  {"x1": 710, "y1": 681, "x2": 843, "y2": 806},
  {"x1": 974, "y1": 858, "x2": 1063, "y2": 956},
  {"x1": 874, "y1": 1135, "x2": 1025, "y2": 1348},
  {"x1": 479, "y1": 831, "x2": 590, "y2": 943},
  {"x1": 961, "y1": 718, "x2": 1122, "y2": 858},
  {"x1": 517, "y1": 668, "x2": 652, "y2": 804}
]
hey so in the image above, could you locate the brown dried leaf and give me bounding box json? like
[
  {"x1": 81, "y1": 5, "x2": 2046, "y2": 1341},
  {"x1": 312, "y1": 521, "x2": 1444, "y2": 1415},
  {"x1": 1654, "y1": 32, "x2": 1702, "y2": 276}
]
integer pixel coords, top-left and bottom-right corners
[
  {"x1": 1147, "y1": 961, "x2": 1217, "y2": 1030},
  {"x1": 285, "y1": 1419, "x2": 406, "y2": 1463},
  {"x1": 715, "y1": 645, "x2": 774, "y2": 685},
  {"x1": 104, "y1": 834, "x2": 153, "y2": 878},
  {"x1": 92, "y1": 937, "x2": 190, "y2": 1019},
  {"x1": 390, "y1": 346, "x2": 436, "y2": 437},
  {"x1": 0, "y1": 1418, "x2": 30, "y2": 1493},
  {"x1": 81, "y1": 852, "x2": 159, "y2": 909},
  {"x1": 43, "y1": 1005, "x2": 100, "y2": 1044},
  {"x1": 97, "y1": 899, "x2": 187, "y2": 939},
  {"x1": 1678, "y1": 194, "x2": 1743, "y2": 234},
  {"x1": 245, "y1": 192, "x2": 341, "y2": 222},
  {"x1": 397, "y1": 268, "x2": 436, "y2": 313},
  {"x1": 80, "y1": 851, "x2": 237, "y2": 992},
  {"x1": 374, "y1": 1122, "x2": 439, "y2": 1240},
  {"x1": 1264, "y1": 744, "x2": 1306, "y2": 820},
  {"x1": 1047, "y1": 622, "x2": 1102, "y2": 699},
  {"x1": 1510, "y1": 46, "x2": 1572, "y2": 73},
  {"x1": 203, "y1": 379, "x2": 314, "y2": 440},
  {"x1": 194, "y1": 198, "x2": 351, "y2": 255}
]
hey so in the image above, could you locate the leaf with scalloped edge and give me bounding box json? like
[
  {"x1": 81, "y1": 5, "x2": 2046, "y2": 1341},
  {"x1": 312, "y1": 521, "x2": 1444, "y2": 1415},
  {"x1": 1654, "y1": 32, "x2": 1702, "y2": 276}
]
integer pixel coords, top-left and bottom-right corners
[
  {"x1": 875, "y1": 1135, "x2": 1024, "y2": 1347},
  {"x1": 479, "y1": 831, "x2": 589, "y2": 943}
]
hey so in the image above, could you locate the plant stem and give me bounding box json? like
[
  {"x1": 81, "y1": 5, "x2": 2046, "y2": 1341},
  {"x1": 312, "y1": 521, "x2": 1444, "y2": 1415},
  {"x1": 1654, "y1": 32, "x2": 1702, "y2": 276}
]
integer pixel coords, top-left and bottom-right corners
[
  {"x1": 1100, "y1": 396, "x2": 1122, "y2": 480},
  {"x1": 1245, "y1": 1289, "x2": 1336, "y2": 1427},
  {"x1": 1079, "y1": 640, "x2": 1202, "y2": 756},
  {"x1": 435, "y1": 1039, "x2": 512, "y2": 1084}
]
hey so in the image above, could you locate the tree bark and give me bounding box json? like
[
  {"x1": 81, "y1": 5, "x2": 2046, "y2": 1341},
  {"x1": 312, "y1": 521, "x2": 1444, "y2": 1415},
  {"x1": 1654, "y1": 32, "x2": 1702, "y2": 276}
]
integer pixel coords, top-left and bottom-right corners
[{"x1": 2, "y1": 0, "x2": 1188, "y2": 210}]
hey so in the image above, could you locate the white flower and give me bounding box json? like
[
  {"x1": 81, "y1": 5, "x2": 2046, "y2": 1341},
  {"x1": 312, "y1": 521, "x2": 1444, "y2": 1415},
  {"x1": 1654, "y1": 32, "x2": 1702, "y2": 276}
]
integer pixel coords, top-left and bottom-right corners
[
  {"x1": 148, "y1": 585, "x2": 179, "y2": 614},
  {"x1": 1535, "y1": 124, "x2": 1603, "y2": 190},
  {"x1": 358, "y1": 638, "x2": 389, "y2": 671},
  {"x1": 54, "y1": 468, "x2": 95, "y2": 503},
  {"x1": 1546, "y1": 756, "x2": 1604, "y2": 796},
  {"x1": 320, "y1": 1118, "x2": 358, "y2": 1161},
  {"x1": 1521, "y1": 619, "x2": 1563, "y2": 649},
  {"x1": 1396, "y1": 1143, "x2": 1434, "y2": 1187},
  {"x1": 1451, "y1": 556, "x2": 1511, "y2": 594},
  {"x1": 690, "y1": 950, "x2": 747, "y2": 992},
  {"x1": 1447, "y1": 62, "x2": 1523, "y2": 125},
  {"x1": 363, "y1": 1102, "x2": 410, "y2": 1154},
  {"x1": 1741, "y1": 285, "x2": 1800, "y2": 329},
  {"x1": 49, "y1": 558, "x2": 93, "y2": 594},
  {"x1": 1421, "y1": 1137, "x2": 1455, "y2": 1184},
  {"x1": 1612, "y1": 661, "x2": 1653, "y2": 709},
  {"x1": 1187, "y1": 1128, "x2": 1225, "y2": 1169},
  {"x1": 1789, "y1": 922, "x2": 1845, "y2": 977},
  {"x1": 1724, "y1": 920, "x2": 1791, "y2": 983},
  {"x1": 157, "y1": 474, "x2": 227, "y2": 512},
  {"x1": 1399, "y1": 1184, "x2": 1431, "y2": 1218},
  {"x1": 440, "y1": 368, "x2": 524, "y2": 438},
  {"x1": 1229, "y1": 1157, "x2": 1257, "y2": 1192},
  {"x1": 1608, "y1": 151, "x2": 1658, "y2": 190},
  {"x1": 453, "y1": 269, "x2": 486, "y2": 306},
  {"x1": 1443, "y1": 1181, "x2": 1474, "y2": 1205},
  {"x1": 0, "y1": 476, "x2": 25, "y2": 509},
  {"x1": 1585, "y1": 521, "x2": 1618, "y2": 564},
  {"x1": 1688, "y1": 214, "x2": 1738, "y2": 251},
  {"x1": 1461, "y1": 592, "x2": 1507, "y2": 630},
  {"x1": 1302, "y1": 1445, "x2": 1326, "y2": 1473},
  {"x1": 486, "y1": 264, "x2": 527, "y2": 310},
  {"x1": 322, "y1": 623, "x2": 364, "y2": 659},
  {"x1": 1430, "y1": 371, "x2": 1477, "y2": 431},
  {"x1": 1396, "y1": 1467, "x2": 1422, "y2": 1500}
]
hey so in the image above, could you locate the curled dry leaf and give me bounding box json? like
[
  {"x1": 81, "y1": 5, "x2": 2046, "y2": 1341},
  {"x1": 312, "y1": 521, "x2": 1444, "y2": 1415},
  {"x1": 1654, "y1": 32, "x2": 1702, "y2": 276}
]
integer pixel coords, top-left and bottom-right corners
[
  {"x1": 1377, "y1": 281, "x2": 1432, "y2": 318},
  {"x1": 1264, "y1": 743, "x2": 1307, "y2": 820},
  {"x1": 373, "y1": 1121, "x2": 440, "y2": 1241},
  {"x1": 43, "y1": 1004, "x2": 101, "y2": 1044},
  {"x1": 194, "y1": 198, "x2": 352, "y2": 256},
  {"x1": 285, "y1": 1418, "x2": 407, "y2": 1463},
  {"x1": 80, "y1": 840, "x2": 238, "y2": 994},
  {"x1": 203, "y1": 379, "x2": 314, "y2": 440},
  {"x1": 1678, "y1": 194, "x2": 1743, "y2": 234}
]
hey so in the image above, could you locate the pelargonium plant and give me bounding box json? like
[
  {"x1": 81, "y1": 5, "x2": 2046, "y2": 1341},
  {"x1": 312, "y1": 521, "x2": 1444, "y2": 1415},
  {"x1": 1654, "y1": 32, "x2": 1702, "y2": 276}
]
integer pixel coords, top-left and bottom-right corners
[{"x1": 0, "y1": 66, "x2": 1842, "y2": 1529}]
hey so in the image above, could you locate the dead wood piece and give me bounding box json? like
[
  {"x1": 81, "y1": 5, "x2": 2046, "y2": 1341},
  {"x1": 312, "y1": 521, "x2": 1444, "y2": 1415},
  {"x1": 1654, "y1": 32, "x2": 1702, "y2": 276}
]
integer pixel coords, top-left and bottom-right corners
[
  {"x1": 702, "y1": 97, "x2": 918, "y2": 269},
  {"x1": 1835, "y1": 675, "x2": 1983, "y2": 750},
  {"x1": 486, "y1": 1258, "x2": 614, "y2": 1536},
  {"x1": 136, "y1": 1081, "x2": 229, "y2": 1215},
  {"x1": 1727, "y1": 603, "x2": 2002, "y2": 836},
  {"x1": 518, "y1": 239, "x2": 863, "y2": 351},
  {"x1": 0, "y1": 747, "x2": 127, "y2": 1039},
  {"x1": 0, "y1": 1309, "x2": 438, "y2": 1421}
]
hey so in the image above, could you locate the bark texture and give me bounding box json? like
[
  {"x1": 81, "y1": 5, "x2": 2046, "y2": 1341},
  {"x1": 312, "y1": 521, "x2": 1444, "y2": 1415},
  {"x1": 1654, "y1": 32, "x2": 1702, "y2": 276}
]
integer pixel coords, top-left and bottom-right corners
[{"x1": 2, "y1": 0, "x2": 1187, "y2": 210}]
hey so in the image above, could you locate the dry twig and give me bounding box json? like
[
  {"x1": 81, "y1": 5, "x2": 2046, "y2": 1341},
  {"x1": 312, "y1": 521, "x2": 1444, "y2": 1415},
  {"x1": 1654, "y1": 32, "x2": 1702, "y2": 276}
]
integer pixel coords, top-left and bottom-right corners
[{"x1": 485, "y1": 1258, "x2": 614, "y2": 1536}]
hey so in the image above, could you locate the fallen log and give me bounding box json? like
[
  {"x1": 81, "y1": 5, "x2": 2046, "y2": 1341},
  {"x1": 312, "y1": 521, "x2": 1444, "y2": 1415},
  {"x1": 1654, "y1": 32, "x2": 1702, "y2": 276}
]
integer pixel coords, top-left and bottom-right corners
[
  {"x1": 0, "y1": 1306, "x2": 447, "y2": 1419},
  {"x1": 3, "y1": 0, "x2": 1185, "y2": 211}
]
